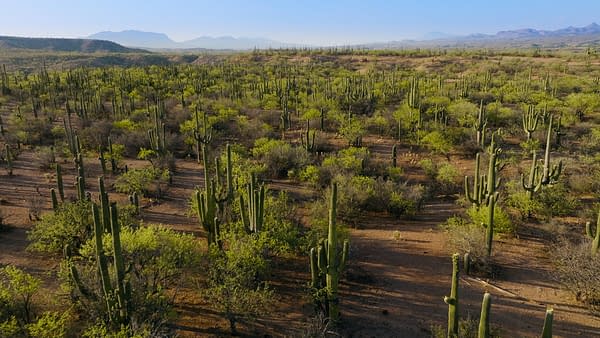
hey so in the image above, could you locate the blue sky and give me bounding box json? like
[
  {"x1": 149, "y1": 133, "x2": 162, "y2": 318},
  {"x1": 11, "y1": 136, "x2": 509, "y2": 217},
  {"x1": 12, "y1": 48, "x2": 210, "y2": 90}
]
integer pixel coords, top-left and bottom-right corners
[{"x1": 1, "y1": 0, "x2": 599, "y2": 45}]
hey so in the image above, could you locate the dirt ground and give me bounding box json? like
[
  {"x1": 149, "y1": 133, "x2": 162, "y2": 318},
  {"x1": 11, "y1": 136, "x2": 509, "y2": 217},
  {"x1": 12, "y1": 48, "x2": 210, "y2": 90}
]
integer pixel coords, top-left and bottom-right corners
[{"x1": 0, "y1": 125, "x2": 599, "y2": 337}]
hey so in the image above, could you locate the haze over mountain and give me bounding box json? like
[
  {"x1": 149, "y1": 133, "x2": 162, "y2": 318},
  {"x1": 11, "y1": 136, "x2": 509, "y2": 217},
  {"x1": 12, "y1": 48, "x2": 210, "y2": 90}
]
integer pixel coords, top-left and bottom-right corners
[
  {"x1": 87, "y1": 23, "x2": 600, "y2": 50},
  {"x1": 88, "y1": 30, "x2": 300, "y2": 50}
]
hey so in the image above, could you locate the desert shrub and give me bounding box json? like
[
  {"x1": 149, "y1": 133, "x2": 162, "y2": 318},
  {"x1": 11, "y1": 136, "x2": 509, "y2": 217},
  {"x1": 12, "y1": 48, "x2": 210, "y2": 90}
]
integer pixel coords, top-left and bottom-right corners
[
  {"x1": 444, "y1": 216, "x2": 491, "y2": 274},
  {"x1": 252, "y1": 138, "x2": 310, "y2": 178},
  {"x1": 28, "y1": 200, "x2": 94, "y2": 254},
  {"x1": 0, "y1": 266, "x2": 41, "y2": 324},
  {"x1": 28, "y1": 201, "x2": 138, "y2": 254},
  {"x1": 65, "y1": 225, "x2": 200, "y2": 335},
  {"x1": 554, "y1": 238, "x2": 600, "y2": 312},
  {"x1": 203, "y1": 233, "x2": 273, "y2": 334},
  {"x1": 33, "y1": 146, "x2": 56, "y2": 169},
  {"x1": 537, "y1": 182, "x2": 580, "y2": 219},
  {"x1": 505, "y1": 180, "x2": 543, "y2": 220},
  {"x1": 79, "y1": 120, "x2": 113, "y2": 151},
  {"x1": 320, "y1": 147, "x2": 369, "y2": 185},
  {"x1": 421, "y1": 130, "x2": 453, "y2": 155},
  {"x1": 296, "y1": 165, "x2": 320, "y2": 186},
  {"x1": 260, "y1": 191, "x2": 300, "y2": 255},
  {"x1": 111, "y1": 130, "x2": 148, "y2": 158},
  {"x1": 466, "y1": 205, "x2": 514, "y2": 234},
  {"x1": 114, "y1": 166, "x2": 170, "y2": 197},
  {"x1": 26, "y1": 311, "x2": 70, "y2": 338},
  {"x1": 431, "y1": 314, "x2": 501, "y2": 338},
  {"x1": 419, "y1": 159, "x2": 460, "y2": 194}
]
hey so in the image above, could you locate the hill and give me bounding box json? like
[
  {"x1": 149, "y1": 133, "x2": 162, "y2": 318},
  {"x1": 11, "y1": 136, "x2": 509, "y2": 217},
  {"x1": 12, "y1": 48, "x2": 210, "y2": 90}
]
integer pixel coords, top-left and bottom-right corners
[{"x1": 0, "y1": 36, "x2": 138, "y2": 53}]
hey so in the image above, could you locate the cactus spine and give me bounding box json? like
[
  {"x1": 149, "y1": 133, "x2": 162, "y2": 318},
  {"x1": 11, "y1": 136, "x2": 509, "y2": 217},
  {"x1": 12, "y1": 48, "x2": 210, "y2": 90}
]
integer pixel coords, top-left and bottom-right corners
[
  {"x1": 522, "y1": 105, "x2": 540, "y2": 141},
  {"x1": 541, "y1": 307, "x2": 553, "y2": 338},
  {"x1": 239, "y1": 173, "x2": 265, "y2": 234},
  {"x1": 586, "y1": 210, "x2": 600, "y2": 255},
  {"x1": 478, "y1": 292, "x2": 491, "y2": 338},
  {"x1": 444, "y1": 253, "x2": 460, "y2": 338}
]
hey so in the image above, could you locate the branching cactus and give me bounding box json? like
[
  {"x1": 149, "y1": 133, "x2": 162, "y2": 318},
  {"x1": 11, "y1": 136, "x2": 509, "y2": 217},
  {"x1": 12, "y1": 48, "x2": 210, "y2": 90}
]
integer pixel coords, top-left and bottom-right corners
[
  {"x1": 239, "y1": 173, "x2": 265, "y2": 234},
  {"x1": 585, "y1": 210, "x2": 600, "y2": 255},
  {"x1": 193, "y1": 108, "x2": 212, "y2": 163},
  {"x1": 522, "y1": 105, "x2": 539, "y2": 141},
  {"x1": 521, "y1": 151, "x2": 542, "y2": 202},
  {"x1": 444, "y1": 253, "x2": 460, "y2": 338},
  {"x1": 541, "y1": 307, "x2": 553, "y2": 338},
  {"x1": 465, "y1": 153, "x2": 485, "y2": 208},
  {"x1": 309, "y1": 183, "x2": 349, "y2": 324},
  {"x1": 478, "y1": 292, "x2": 491, "y2": 338},
  {"x1": 148, "y1": 110, "x2": 166, "y2": 154},
  {"x1": 301, "y1": 120, "x2": 316, "y2": 152},
  {"x1": 540, "y1": 115, "x2": 562, "y2": 185}
]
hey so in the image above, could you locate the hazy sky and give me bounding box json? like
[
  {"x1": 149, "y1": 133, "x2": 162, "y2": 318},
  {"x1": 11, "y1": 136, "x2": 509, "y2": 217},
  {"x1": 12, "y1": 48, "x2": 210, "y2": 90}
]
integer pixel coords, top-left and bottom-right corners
[{"x1": 1, "y1": 0, "x2": 599, "y2": 45}]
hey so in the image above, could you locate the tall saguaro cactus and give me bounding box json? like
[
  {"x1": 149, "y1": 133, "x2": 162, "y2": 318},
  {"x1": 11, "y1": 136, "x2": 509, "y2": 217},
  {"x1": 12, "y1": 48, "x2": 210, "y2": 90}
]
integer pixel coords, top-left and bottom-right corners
[
  {"x1": 444, "y1": 253, "x2": 460, "y2": 338},
  {"x1": 522, "y1": 105, "x2": 540, "y2": 141},
  {"x1": 475, "y1": 101, "x2": 487, "y2": 147},
  {"x1": 239, "y1": 173, "x2": 265, "y2": 234},
  {"x1": 309, "y1": 183, "x2": 349, "y2": 324},
  {"x1": 478, "y1": 292, "x2": 491, "y2": 338},
  {"x1": 540, "y1": 115, "x2": 562, "y2": 186}
]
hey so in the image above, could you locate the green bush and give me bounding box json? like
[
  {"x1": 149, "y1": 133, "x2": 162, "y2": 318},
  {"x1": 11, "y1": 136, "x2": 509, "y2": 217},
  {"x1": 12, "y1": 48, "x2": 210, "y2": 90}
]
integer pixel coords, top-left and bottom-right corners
[
  {"x1": 114, "y1": 166, "x2": 169, "y2": 197},
  {"x1": 26, "y1": 311, "x2": 70, "y2": 338},
  {"x1": 204, "y1": 233, "x2": 273, "y2": 334},
  {"x1": 66, "y1": 225, "x2": 200, "y2": 335},
  {"x1": 0, "y1": 266, "x2": 41, "y2": 324},
  {"x1": 466, "y1": 204, "x2": 514, "y2": 234},
  {"x1": 28, "y1": 200, "x2": 93, "y2": 254},
  {"x1": 28, "y1": 201, "x2": 138, "y2": 254},
  {"x1": 538, "y1": 182, "x2": 580, "y2": 219},
  {"x1": 252, "y1": 138, "x2": 310, "y2": 178}
]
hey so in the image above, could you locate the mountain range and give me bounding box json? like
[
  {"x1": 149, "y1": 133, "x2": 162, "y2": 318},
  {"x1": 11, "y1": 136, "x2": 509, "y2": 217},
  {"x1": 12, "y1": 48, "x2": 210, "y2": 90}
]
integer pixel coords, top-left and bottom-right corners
[
  {"x1": 2, "y1": 23, "x2": 600, "y2": 53},
  {"x1": 88, "y1": 30, "x2": 300, "y2": 50}
]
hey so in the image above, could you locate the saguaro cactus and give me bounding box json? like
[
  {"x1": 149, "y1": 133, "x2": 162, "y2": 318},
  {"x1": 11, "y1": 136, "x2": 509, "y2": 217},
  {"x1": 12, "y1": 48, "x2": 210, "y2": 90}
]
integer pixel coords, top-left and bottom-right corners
[
  {"x1": 56, "y1": 164, "x2": 65, "y2": 201},
  {"x1": 301, "y1": 120, "x2": 316, "y2": 152},
  {"x1": 586, "y1": 210, "x2": 600, "y2": 255},
  {"x1": 465, "y1": 153, "x2": 485, "y2": 208},
  {"x1": 475, "y1": 101, "x2": 487, "y2": 147},
  {"x1": 484, "y1": 193, "x2": 497, "y2": 258},
  {"x1": 5, "y1": 144, "x2": 12, "y2": 176},
  {"x1": 541, "y1": 307, "x2": 553, "y2": 338},
  {"x1": 521, "y1": 151, "x2": 542, "y2": 203},
  {"x1": 540, "y1": 115, "x2": 562, "y2": 185},
  {"x1": 478, "y1": 292, "x2": 491, "y2": 338},
  {"x1": 522, "y1": 105, "x2": 540, "y2": 141},
  {"x1": 239, "y1": 173, "x2": 265, "y2": 234},
  {"x1": 309, "y1": 183, "x2": 349, "y2": 323},
  {"x1": 391, "y1": 144, "x2": 397, "y2": 168},
  {"x1": 444, "y1": 253, "x2": 460, "y2": 338}
]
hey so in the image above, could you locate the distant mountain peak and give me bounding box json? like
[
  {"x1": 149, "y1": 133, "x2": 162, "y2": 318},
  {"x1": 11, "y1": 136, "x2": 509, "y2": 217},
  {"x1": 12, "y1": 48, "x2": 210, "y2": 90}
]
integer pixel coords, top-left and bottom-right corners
[{"x1": 87, "y1": 30, "x2": 299, "y2": 50}]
